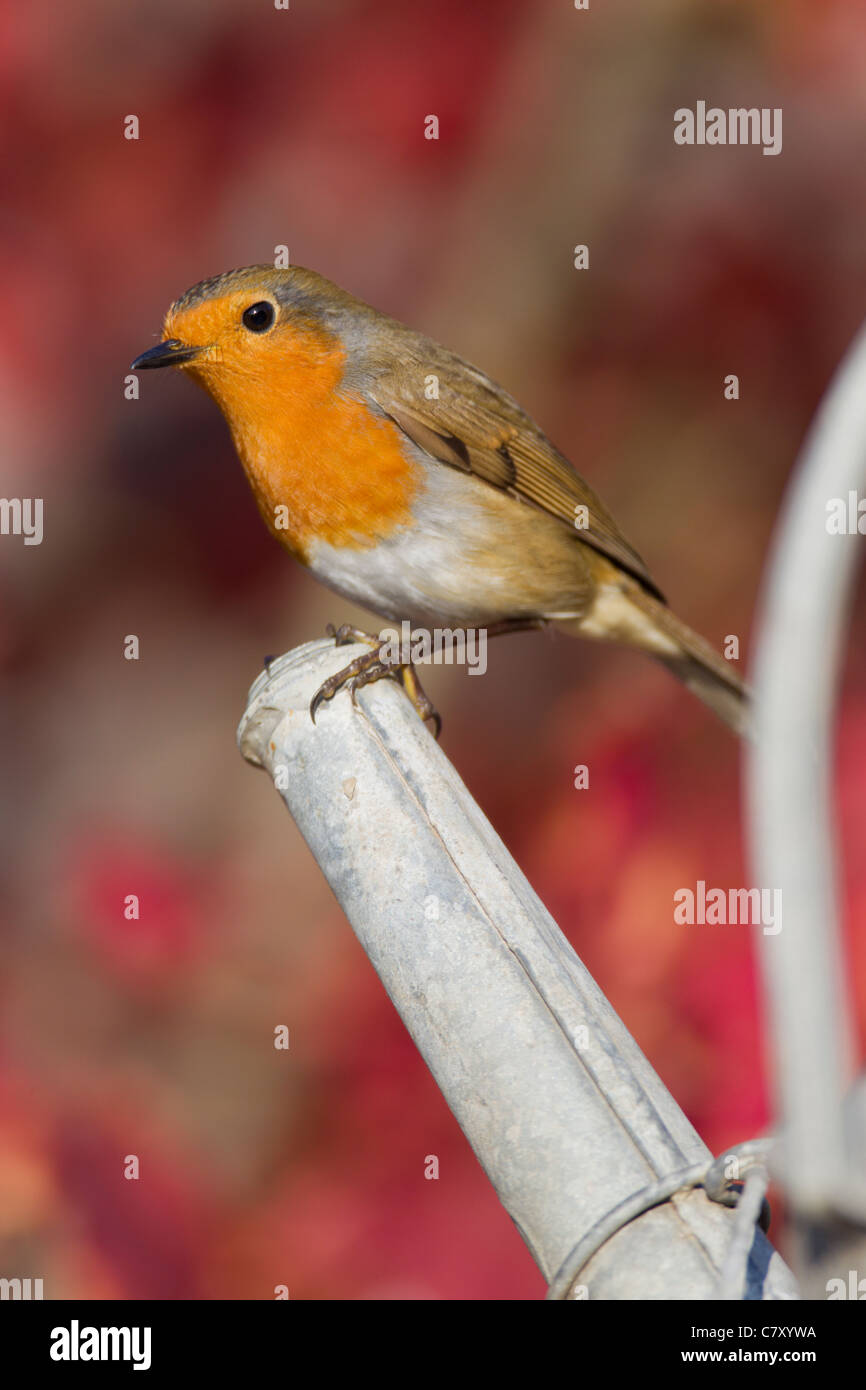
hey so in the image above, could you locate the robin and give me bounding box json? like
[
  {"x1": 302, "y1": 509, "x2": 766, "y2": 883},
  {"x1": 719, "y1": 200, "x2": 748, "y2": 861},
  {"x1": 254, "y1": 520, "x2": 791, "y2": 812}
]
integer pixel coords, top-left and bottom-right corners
[{"x1": 131, "y1": 265, "x2": 748, "y2": 737}]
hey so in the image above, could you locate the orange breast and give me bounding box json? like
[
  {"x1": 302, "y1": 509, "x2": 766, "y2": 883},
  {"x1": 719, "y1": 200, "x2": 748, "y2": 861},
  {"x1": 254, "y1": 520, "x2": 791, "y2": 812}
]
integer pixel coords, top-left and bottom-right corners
[{"x1": 191, "y1": 328, "x2": 420, "y2": 562}]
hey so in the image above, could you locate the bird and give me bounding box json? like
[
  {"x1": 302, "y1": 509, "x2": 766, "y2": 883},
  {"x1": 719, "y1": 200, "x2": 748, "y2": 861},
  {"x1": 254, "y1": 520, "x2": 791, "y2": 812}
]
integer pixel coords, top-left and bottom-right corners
[{"x1": 131, "y1": 264, "x2": 749, "y2": 737}]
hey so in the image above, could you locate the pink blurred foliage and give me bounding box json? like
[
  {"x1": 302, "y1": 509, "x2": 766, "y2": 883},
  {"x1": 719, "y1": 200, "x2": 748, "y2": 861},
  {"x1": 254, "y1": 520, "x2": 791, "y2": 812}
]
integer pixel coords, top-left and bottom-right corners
[{"x1": 64, "y1": 833, "x2": 203, "y2": 980}]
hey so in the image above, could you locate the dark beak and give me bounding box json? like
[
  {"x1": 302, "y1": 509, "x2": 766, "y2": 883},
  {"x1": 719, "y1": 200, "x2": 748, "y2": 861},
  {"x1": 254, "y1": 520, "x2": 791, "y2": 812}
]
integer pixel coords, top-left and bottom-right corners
[{"x1": 130, "y1": 339, "x2": 204, "y2": 371}]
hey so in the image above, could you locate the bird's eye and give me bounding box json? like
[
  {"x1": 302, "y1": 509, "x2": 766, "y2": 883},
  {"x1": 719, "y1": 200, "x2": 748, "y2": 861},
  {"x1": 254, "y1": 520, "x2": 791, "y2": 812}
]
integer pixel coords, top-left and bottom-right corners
[{"x1": 242, "y1": 301, "x2": 275, "y2": 333}]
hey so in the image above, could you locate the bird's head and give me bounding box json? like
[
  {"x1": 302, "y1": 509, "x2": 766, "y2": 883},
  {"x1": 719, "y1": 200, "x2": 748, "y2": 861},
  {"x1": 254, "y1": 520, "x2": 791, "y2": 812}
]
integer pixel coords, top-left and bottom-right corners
[{"x1": 131, "y1": 265, "x2": 369, "y2": 425}]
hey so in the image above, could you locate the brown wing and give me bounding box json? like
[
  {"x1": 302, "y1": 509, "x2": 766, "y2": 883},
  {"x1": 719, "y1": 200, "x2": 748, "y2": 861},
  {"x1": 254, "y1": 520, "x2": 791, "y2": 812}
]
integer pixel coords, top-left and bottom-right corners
[{"x1": 366, "y1": 342, "x2": 664, "y2": 601}]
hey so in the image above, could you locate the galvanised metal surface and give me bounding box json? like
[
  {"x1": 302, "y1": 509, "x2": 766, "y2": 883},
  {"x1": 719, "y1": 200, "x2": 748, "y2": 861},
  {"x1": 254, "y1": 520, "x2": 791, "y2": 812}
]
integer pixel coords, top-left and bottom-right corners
[
  {"x1": 239, "y1": 640, "x2": 798, "y2": 1299},
  {"x1": 748, "y1": 321, "x2": 866, "y2": 1288}
]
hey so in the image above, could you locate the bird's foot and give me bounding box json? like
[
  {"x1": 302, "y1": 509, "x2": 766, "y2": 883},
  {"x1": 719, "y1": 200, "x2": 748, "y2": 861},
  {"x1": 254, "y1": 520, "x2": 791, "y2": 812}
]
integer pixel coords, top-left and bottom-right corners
[{"x1": 310, "y1": 624, "x2": 442, "y2": 737}]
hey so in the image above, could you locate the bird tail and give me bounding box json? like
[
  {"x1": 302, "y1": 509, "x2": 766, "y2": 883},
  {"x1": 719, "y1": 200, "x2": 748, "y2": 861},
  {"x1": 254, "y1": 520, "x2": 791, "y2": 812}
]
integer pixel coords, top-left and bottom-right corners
[
  {"x1": 653, "y1": 627, "x2": 750, "y2": 738},
  {"x1": 558, "y1": 577, "x2": 752, "y2": 738}
]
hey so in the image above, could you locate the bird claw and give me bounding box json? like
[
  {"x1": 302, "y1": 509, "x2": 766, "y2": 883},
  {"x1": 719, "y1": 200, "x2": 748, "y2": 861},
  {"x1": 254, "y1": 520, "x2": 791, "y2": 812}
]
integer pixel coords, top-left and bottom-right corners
[
  {"x1": 325, "y1": 623, "x2": 380, "y2": 649},
  {"x1": 310, "y1": 624, "x2": 442, "y2": 736}
]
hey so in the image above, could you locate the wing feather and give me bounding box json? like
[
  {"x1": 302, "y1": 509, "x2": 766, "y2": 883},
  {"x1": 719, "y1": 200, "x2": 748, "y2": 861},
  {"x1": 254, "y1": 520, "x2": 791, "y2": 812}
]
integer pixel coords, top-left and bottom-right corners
[{"x1": 367, "y1": 346, "x2": 664, "y2": 600}]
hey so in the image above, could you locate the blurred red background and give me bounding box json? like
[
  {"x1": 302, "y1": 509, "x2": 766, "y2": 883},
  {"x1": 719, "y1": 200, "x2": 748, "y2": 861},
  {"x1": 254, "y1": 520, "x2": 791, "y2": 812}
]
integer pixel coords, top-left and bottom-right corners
[{"x1": 1, "y1": 0, "x2": 865, "y2": 1298}]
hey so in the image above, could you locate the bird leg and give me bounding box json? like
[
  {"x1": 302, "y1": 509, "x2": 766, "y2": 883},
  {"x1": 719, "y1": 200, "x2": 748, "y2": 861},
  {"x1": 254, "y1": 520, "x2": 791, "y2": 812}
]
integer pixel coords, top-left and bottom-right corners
[{"x1": 310, "y1": 624, "x2": 442, "y2": 737}]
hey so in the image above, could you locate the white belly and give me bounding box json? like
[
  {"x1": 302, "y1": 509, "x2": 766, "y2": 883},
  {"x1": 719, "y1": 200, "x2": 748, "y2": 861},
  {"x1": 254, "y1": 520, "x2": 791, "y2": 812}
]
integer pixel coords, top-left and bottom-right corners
[{"x1": 305, "y1": 458, "x2": 592, "y2": 627}]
